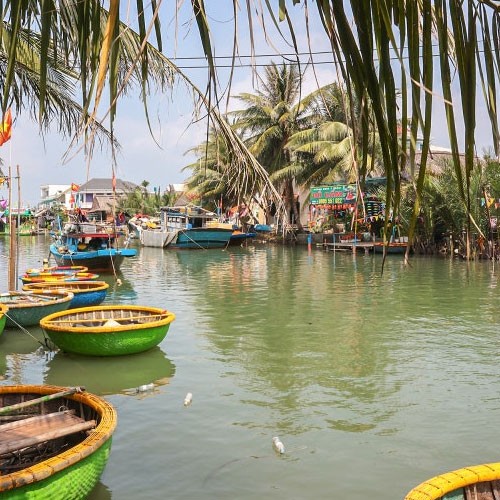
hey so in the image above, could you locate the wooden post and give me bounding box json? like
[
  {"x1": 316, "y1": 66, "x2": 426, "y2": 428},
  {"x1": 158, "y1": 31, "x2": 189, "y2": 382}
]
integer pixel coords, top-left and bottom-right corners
[{"x1": 7, "y1": 166, "x2": 16, "y2": 291}]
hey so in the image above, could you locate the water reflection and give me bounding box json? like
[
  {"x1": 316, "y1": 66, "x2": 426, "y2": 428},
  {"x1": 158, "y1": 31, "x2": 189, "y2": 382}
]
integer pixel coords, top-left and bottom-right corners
[{"x1": 44, "y1": 347, "x2": 176, "y2": 396}]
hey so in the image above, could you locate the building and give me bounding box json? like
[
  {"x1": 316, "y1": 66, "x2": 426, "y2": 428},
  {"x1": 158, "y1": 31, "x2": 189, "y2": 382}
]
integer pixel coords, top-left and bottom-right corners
[
  {"x1": 74, "y1": 178, "x2": 138, "y2": 210},
  {"x1": 39, "y1": 184, "x2": 72, "y2": 210}
]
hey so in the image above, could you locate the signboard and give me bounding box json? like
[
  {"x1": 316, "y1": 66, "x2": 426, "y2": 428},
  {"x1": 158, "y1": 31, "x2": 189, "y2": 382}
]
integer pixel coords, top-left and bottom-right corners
[{"x1": 310, "y1": 185, "x2": 357, "y2": 207}]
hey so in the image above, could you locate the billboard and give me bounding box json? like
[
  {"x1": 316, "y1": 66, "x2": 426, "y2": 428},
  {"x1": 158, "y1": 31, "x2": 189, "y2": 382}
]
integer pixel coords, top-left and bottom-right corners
[{"x1": 310, "y1": 185, "x2": 357, "y2": 207}]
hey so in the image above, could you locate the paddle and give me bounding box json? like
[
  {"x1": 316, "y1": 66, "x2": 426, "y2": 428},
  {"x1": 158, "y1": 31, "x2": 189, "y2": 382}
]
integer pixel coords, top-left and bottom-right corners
[{"x1": 0, "y1": 387, "x2": 85, "y2": 415}]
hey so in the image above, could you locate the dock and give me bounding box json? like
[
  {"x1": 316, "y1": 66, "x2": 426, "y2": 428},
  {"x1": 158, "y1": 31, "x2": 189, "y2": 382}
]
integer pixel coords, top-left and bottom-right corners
[{"x1": 321, "y1": 241, "x2": 374, "y2": 254}]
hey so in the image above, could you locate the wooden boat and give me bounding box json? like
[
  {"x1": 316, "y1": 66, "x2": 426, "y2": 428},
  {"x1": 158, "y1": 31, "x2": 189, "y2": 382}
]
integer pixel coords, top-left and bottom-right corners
[
  {"x1": 50, "y1": 222, "x2": 137, "y2": 272},
  {"x1": 0, "y1": 304, "x2": 8, "y2": 336},
  {"x1": 25, "y1": 265, "x2": 89, "y2": 274},
  {"x1": 0, "y1": 290, "x2": 74, "y2": 327},
  {"x1": 20, "y1": 271, "x2": 99, "y2": 284},
  {"x1": 23, "y1": 281, "x2": 109, "y2": 309},
  {"x1": 40, "y1": 305, "x2": 176, "y2": 356},
  {"x1": 405, "y1": 461, "x2": 500, "y2": 499},
  {"x1": 228, "y1": 229, "x2": 256, "y2": 246},
  {"x1": 373, "y1": 240, "x2": 410, "y2": 254},
  {"x1": 140, "y1": 205, "x2": 233, "y2": 249},
  {"x1": 0, "y1": 384, "x2": 117, "y2": 499}
]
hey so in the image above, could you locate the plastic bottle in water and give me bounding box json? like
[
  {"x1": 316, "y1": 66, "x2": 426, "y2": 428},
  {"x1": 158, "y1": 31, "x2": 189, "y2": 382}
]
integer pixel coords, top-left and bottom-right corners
[
  {"x1": 183, "y1": 392, "x2": 193, "y2": 406},
  {"x1": 136, "y1": 383, "x2": 154, "y2": 393},
  {"x1": 272, "y1": 436, "x2": 285, "y2": 454}
]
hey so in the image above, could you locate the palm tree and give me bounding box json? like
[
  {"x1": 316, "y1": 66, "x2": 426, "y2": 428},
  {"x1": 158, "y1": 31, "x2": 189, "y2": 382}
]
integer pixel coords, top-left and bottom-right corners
[
  {"x1": 232, "y1": 63, "x2": 320, "y2": 230},
  {"x1": 3, "y1": 1, "x2": 500, "y2": 244}
]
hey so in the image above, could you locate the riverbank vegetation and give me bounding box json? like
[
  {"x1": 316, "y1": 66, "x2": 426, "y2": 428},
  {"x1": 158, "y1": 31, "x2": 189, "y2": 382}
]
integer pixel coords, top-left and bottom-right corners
[{"x1": 2, "y1": 2, "x2": 500, "y2": 260}]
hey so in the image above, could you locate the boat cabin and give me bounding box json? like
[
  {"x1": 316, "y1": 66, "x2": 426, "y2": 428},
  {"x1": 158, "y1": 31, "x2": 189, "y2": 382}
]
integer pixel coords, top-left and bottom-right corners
[{"x1": 159, "y1": 206, "x2": 219, "y2": 231}]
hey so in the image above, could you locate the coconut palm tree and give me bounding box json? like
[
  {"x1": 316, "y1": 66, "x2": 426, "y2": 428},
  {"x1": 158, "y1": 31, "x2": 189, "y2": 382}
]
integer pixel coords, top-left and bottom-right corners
[
  {"x1": 232, "y1": 62, "x2": 322, "y2": 230},
  {"x1": 2, "y1": 1, "x2": 499, "y2": 246}
]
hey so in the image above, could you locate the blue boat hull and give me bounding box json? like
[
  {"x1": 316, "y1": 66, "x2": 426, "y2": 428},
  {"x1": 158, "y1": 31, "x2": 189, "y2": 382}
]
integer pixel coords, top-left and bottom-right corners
[
  {"x1": 50, "y1": 244, "x2": 137, "y2": 272},
  {"x1": 69, "y1": 290, "x2": 107, "y2": 308},
  {"x1": 170, "y1": 228, "x2": 233, "y2": 249}
]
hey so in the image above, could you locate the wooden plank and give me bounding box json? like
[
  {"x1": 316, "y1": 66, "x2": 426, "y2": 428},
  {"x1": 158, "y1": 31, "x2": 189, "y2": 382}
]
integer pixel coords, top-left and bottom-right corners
[
  {"x1": 0, "y1": 411, "x2": 96, "y2": 455},
  {"x1": 490, "y1": 480, "x2": 500, "y2": 500},
  {"x1": 465, "y1": 482, "x2": 495, "y2": 500}
]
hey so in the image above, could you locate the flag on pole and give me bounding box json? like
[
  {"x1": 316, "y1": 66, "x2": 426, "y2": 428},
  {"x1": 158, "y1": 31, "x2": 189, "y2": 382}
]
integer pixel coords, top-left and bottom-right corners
[
  {"x1": 0, "y1": 109, "x2": 12, "y2": 147},
  {"x1": 71, "y1": 183, "x2": 80, "y2": 192},
  {"x1": 112, "y1": 173, "x2": 116, "y2": 192}
]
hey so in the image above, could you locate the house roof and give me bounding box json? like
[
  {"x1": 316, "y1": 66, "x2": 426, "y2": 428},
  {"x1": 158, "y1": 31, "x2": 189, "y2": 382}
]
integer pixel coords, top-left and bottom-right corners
[
  {"x1": 88, "y1": 195, "x2": 120, "y2": 213},
  {"x1": 78, "y1": 178, "x2": 138, "y2": 192}
]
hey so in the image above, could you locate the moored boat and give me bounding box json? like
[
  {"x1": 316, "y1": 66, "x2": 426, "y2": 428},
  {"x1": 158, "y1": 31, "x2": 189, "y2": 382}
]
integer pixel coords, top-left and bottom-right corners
[
  {"x1": 50, "y1": 222, "x2": 137, "y2": 272},
  {"x1": 140, "y1": 205, "x2": 233, "y2": 249},
  {"x1": 372, "y1": 240, "x2": 410, "y2": 254},
  {"x1": 405, "y1": 461, "x2": 500, "y2": 499},
  {"x1": 23, "y1": 281, "x2": 109, "y2": 309},
  {"x1": 0, "y1": 290, "x2": 74, "y2": 327},
  {"x1": 0, "y1": 384, "x2": 117, "y2": 499},
  {"x1": 0, "y1": 304, "x2": 8, "y2": 336},
  {"x1": 40, "y1": 304, "x2": 176, "y2": 356},
  {"x1": 20, "y1": 271, "x2": 99, "y2": 284},
  {"x1": 25, "y1": 265, "x2": 89, "y2": 275}
]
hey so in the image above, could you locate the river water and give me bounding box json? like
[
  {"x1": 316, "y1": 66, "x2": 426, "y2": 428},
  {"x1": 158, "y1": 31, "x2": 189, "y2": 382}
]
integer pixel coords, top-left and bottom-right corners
[{"x1": 1, "y1": 235, "x2": 500, "y2": 499}]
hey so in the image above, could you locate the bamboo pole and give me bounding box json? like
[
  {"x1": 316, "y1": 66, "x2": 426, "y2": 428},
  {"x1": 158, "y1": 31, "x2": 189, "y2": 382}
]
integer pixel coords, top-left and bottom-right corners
[
  {"x1": 0, "y1": 387, "x2": 84, "y2": 415},
  {"x1": 7, "y1": 166, "x2": 16, "y2": 290}
]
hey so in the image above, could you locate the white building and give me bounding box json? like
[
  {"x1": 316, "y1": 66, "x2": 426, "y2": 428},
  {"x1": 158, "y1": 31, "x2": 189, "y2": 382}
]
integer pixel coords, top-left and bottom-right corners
[{"x1": 39, "y1": 184, "x2": 72, "y2": 210}]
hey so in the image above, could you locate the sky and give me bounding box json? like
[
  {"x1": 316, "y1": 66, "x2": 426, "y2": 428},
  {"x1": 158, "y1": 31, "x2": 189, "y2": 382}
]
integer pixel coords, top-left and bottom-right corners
[{"x1": 0, "y1": 2, "x2": 496, "y2": 206}]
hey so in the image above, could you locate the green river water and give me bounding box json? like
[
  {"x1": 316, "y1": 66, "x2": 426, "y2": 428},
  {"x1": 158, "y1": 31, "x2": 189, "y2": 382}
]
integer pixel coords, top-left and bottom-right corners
[{"x1": 1, "y1": 235, "x2": 500, "y2": 499}]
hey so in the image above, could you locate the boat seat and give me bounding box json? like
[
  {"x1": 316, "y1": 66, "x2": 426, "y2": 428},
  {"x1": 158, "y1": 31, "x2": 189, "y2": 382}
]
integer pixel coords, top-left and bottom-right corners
[{"x1": 0, "y1": 410, "x2": 96, "y2": 456}]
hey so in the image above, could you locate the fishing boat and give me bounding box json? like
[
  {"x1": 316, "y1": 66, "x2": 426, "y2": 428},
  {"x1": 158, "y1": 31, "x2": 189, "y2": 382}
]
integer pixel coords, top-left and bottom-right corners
[
  {"x1": 23, "y1": 281, "x2": 109, "y2": 309},
  {"x1": 228, "y1": 229, "x2": 256, "y2": 246},
  {"x1": 0, "y1": 290, "x2": 74, "y2": 327},
  {"x1": 372, "y1": 240, "x2": 410, "y2": 254},
  {"x1": 405, "y1": 461, "x2": 500, "y2": 499},
  {"x1": 49, "y1": 222, "x2": 137, "y2": 272},
  {"x1": 140, "y1": 205, "x2": 233, "y2": 249},
  {"x1": 40, "y1": 304, "x2": 176, "y2": 356},
  {"x1": 20, "y1": 271, "x2": 99, "y2": 284},
  {"x1": 0, "y1": 304, "x2": 8, "y2": 336},
  {"x1": 0, "y1": 384, "x2": 117, "y2": 499}
]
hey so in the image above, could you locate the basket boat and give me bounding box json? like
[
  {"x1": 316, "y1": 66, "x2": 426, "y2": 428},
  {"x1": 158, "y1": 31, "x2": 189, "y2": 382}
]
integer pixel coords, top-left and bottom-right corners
[
  {"x1": 0, "y1": 384, "x2": 116, "y2": 499},
  {"x1": 40, "y1": 305, "x2": 176, "y2": 356},
  {"x1": 23, "y1": 281, "x2": 109, "y2": 309},
  {"x1": 0, "y1": 304, "x2": 8, "y2": 336},
  {"x1": 25, "y1": 265, "x2": 89, "y2": 275},
  {"x1": 0, "y1": 290, "x2": 74, "y2": 327},
  {"x1": 20, "y1": 271, "x2": 99, "y2": 284},
  {"x1": 405, "y1": 462, "x2": 500, "y2": 499}
]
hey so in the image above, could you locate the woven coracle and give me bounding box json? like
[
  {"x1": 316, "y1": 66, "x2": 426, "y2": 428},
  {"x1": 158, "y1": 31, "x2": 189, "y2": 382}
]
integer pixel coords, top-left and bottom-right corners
[{"x1": 0, "y1": 384, "x2": 117, "y2": 499}]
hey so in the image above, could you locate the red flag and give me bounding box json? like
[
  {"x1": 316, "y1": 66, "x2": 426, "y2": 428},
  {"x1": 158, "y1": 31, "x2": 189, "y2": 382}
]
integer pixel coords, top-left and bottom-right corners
[
  {"x1": 0, "y1": 109, "x2": 12, "y2": 147},
  {"x1": 71, "y1": 183, "x2": 80, "y2": 192}
]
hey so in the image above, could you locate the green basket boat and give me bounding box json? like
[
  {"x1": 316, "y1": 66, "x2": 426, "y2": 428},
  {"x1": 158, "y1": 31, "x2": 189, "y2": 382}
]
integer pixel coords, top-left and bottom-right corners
[
  {"x1": 0, "y1": 384, "x2": 117, "y2": 499},
  {"x1": 40, "y1": 304, "x2": 176, "y2": 356},
  {"x1": 405, "y1": 461, "x2": 500, "y2": 499},
  {"x1": 0, "y1": 290, "x2": 74, "y2": 327},
  {"x1": 0, "y1": 304, "x2": 8, "y2": 336}
]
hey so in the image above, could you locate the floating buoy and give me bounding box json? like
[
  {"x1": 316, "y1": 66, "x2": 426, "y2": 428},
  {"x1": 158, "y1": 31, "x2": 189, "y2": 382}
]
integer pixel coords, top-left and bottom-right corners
[
  {"x1": 183, "y1": 392, "x2": 193, "y2": 406},
  {"x1": 272, "y1": 436, "x2": 285, "y2": 454}
]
